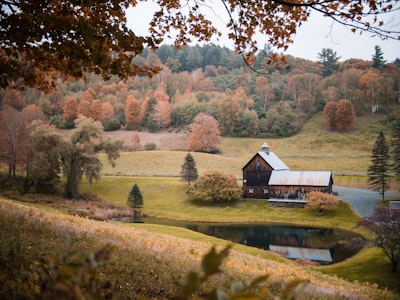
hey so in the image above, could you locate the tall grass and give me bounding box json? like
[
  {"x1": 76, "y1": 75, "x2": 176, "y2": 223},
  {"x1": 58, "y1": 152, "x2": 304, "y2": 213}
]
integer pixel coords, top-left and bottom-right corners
[{"x1": 1, "y1": 198, "x2": 396, "y2": 299}]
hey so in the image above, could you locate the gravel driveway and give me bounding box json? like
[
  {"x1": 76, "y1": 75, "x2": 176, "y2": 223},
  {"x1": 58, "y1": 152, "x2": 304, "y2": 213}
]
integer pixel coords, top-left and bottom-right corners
[{"x1": 333, "y1": 186, "x2": 400, "y2": 217}]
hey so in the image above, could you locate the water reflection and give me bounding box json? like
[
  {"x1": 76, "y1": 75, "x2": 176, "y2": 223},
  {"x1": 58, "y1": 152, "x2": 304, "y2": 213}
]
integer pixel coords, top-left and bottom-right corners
[{"x1": 118, "y1": 216, "x2": 365, "y2": 264}]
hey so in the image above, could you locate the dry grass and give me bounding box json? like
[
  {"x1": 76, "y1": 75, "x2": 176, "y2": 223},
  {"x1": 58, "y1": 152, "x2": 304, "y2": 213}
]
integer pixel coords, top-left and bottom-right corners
[
  {"x1": 97, "y1": 112, "x2": 400, "y2": 190},
  {"x1": 1, "y1": 198, "x2": 395, "y2": 299}
]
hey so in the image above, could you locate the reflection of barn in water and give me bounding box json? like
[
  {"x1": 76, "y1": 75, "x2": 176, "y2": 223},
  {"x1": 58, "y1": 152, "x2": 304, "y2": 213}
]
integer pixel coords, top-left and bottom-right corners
[{"x1": 242, "y1": 142, "x2": 333, "y2": 206}]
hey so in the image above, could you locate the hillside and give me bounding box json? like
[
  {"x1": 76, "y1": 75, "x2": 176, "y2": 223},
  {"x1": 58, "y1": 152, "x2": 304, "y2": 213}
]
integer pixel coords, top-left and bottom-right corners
[
  {"x1": 0, "y1": 198, "x2": 394, "y2": 299},
  {"x1": 98, "y1": 112, "x2": 400, "y2": 190}
]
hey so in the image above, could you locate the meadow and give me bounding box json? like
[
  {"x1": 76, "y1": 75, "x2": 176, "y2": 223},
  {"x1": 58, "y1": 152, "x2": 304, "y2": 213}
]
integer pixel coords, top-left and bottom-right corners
[
  {"x1": 2, "y1": 112, "x2": 400, "y2": 298},
  {"x1": 1, "y1": 198, "x2": 397, "y2": 299},
  {"x1": 99, "y1": 113, "x2": 400, "y2": 189}
]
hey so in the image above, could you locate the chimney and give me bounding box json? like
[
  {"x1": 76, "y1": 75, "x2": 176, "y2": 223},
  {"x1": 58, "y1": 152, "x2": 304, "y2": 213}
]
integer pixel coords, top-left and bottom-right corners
[{"x1": 261, "y1": 141, "x2": 269, "y2": 155}]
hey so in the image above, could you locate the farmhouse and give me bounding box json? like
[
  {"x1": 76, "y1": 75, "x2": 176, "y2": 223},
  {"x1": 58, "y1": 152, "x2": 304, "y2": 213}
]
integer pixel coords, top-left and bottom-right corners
[{"x1": 242, "y1": 142, "x2": 333, "y2": 204}]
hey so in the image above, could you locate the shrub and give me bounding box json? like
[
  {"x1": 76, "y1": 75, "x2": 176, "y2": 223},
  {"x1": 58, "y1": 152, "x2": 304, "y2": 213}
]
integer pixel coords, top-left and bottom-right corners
[
  {"x1": 305, "y1": 191, "x2": 339, "y2": 216},
  {"x1": 144, "y1": 142, "x2": 157, "y2": 151},
  {"x1": 186, "y1": 171, "x2": 242, "y2": 203}
]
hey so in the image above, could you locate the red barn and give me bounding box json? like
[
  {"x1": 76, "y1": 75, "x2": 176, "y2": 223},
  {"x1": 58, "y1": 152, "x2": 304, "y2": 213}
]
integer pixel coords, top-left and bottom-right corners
[{"x1": 242, "y1": 142, "x2": 333, "y2": 203}]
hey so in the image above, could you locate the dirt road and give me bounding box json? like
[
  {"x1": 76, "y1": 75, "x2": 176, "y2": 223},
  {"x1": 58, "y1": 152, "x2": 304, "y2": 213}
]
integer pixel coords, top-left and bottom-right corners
[{"x1": 334, "y1": 186, "x2": 400, "y2": 217}]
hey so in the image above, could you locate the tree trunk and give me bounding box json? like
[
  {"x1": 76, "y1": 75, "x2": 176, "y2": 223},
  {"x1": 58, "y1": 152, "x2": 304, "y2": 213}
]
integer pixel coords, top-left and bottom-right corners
[
  {"x1": 392, "y1": 260, "x2": 398, "y2": 273},
  {"x1": 65, "y1": 176, "x2": 79, "y2": 199}
]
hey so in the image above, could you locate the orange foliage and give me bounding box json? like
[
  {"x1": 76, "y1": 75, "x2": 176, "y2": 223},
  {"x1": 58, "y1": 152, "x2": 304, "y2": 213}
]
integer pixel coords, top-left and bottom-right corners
[
  {"x1": 335, "y1": 99, "x2": 356, "y2": 131},
  {"x1": 22, "y1": 104, "x2": 45, "y2": 125},
  {"x1": 187, "y1": 113, "x2": 221, "y2": 153},
  {"x1": 124, "y1": 95, "x2": 141, "y2": 130},
  {"x1": 323, "y1": 100, "x2": 355, "y2": 132},
  {"x1": 102, "y1": 102, "x2": 115, "y2": 122},
  {"x1": 63, "y1": 97, "x2": 78, "y2": 123},
  {"x1": 90, "y1": 99, "x2": 103, "y2": 121},
  {"x1": 77, "y1": 99, "x2": 92, "y2": 118},
  {"x1": 305, "y1": 191, "x2": 339, "y2": 215},
  {"x1": 2, "y1": 89, "x2": 26, "y2": 111}
]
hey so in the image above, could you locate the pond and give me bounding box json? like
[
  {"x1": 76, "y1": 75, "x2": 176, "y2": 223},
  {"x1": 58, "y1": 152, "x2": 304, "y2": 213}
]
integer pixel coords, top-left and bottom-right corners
[{"x1": 116, "y1": 216, "x2": 365, "y2": 264}]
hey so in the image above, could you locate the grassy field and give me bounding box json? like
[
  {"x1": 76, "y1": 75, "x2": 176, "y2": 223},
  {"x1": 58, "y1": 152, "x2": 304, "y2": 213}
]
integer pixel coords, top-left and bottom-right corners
[
  {"x1": 2, "y1": 111, "x2": 400, "y2": 298},
  {"x1": 99, "y1": 113, "x2": 400, "y2": 190},
  {"x1": 78, "y1": 175, "x2": 400, "y2": 294},
  {"x1": 80, "y1": 176, "x2": 364, "y2": 232},
  {"x1": 1, "y1": 198, "x2": 397, "y2": 299}
]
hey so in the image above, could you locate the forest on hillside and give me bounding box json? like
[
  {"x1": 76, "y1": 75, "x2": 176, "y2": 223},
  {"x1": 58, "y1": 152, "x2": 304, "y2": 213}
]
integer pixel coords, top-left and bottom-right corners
[{"x1": 1, "y1": 44, "x2": 400, "y2": 138}]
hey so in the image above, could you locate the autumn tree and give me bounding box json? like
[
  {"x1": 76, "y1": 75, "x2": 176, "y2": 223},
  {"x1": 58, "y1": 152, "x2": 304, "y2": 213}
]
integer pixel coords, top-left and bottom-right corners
[
  {"x1": 2, "y1": 89, "x2": 26, "y2": 111},
  {"x1": 305, "y1": 191, "x2": 340, "y2": 216},
  {"x1": 63, "y1": 97, "x2": 78, "y2": 127},
  {"x1": 219, "y1": 96, "x2": 240, "y2": 135},
  {"x1": 28, "y1": 121, "x2": 64, "y2": 192},
  {"x1": 130, "y1": 133, "x2": 142, "y2": 151},
  {"x1": 90, "y1": 99, "x2": 103, "y2": 122},
  {"x1": 22, "y1": 105, "x2": 45, "y2": 125},
  {"x1": 368, "y1": 131, "x2": 391, "y2": 202},
  {"x1": 323, "y1": 100, "x2": 355, "y2": 131},
  {"x1": 358, "y1": 208, "x2": 400, "y2": 273},
  {"x1": 30, "y1": 116, "x2": 122, "y2": 199},
  {"x1": 255, "y1": 76, "x2": 274, "y2": 111},
  {"x1": 152, "y1": 86, "x2": 172, "y2": 129},
  {"x1": 101, "y1": 102, "x2": 117, "y2": 131},
  {"x1": 124, "y1": 95, "x2": 142, "y2": 130},
  {"x1": 187, "y1": 113, "x2": 221, "y2": 153},
  {"x1": 359, "y1": 69, "x2": 382, "y2": 113},
  {"x1": 260, "y1": 102, "x2": 299, "y2": 137},
  {"x1": 140, "y1": 94, "x2": 158, "y2": 130},
  {"x1": 77, "y1": 99, "x2": 92, "y2": 119},
  {"x1": 335, "y1": 99, "x2": 356, "y2": 131},
  {"x1": 186, "y1": 171, "x2": 242, "y2": 203},
  {"x1": 2, "y1": 0, "x2": 398, "y2": 91},
  {"x1": 127, "y1": 183, "x2": 144, "y2": 208},
  {"x1": 323, "y1": 101, "x2": 337, "y2": 130},
  {"x1": 0, "y1": 106, "x2": 26, "y2": 177},
  {"x1": 317, "y1": 48, "x2": 340, "y2": 77},
  {"x1": 180, "y1": 153, "x2": 198, "y2": 186}
]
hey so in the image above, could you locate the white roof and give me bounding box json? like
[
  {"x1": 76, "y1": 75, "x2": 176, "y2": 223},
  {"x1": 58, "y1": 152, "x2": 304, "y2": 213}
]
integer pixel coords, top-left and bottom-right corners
[
  {"x1": 258, "y1": 151, "x2": 289, "y2": 171},
  {"x1": 269, "y1": 245, "x2": 333, "y2": 262},
  {"x1": 269, "y1": 170, "x2": 332, "y2": 186}
]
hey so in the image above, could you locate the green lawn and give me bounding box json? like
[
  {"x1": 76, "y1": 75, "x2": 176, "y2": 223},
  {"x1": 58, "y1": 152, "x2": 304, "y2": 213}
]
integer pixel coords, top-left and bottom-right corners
[
  {"x1": 79, "y1": 175, "x2": 400, "y2": 293},
  {"x1": 80, "y1": 176, "x2": 363, "y2": 232}
]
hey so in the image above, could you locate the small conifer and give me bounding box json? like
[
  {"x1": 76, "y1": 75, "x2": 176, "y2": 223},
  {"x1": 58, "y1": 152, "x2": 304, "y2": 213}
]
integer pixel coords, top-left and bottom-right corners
[{"x1": 127, "y1": 183, "x2": 143, "y2": 208}]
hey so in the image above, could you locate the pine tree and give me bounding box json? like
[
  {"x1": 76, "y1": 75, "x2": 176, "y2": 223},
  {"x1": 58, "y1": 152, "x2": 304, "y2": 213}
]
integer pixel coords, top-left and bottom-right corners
[
  {"x1": 391, "y1": 117, "x2": 400, "y2": 179},
  {"x1": 180, "y1": 153, "x2": 198, "y2": 186},
  {"x1": 317, "y1": 48, "x2": 340, "y2": 77},
  {"x1": 368, "y1": 131, "x2": 391, "y2": 202},
  {"x1": 372, "y1": 45, "x2": 386, "y2": 70},
  {"x1": 127, "y1": 183, "x2": 144, "y2": 208}
]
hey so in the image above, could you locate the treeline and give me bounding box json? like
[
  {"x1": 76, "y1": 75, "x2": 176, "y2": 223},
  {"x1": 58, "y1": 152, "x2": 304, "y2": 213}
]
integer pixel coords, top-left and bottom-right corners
[{"x1": 1, "y1": 44, "x2": 400, "y2": 138}]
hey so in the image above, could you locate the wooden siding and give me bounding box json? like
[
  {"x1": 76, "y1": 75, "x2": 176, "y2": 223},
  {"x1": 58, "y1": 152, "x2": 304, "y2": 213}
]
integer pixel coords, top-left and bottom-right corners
[
  {"x1": 242, "y1": 149, "x2": 333, "y2": 201},
  {"x1": 242, "y1": 153, "x2": 273, "y2": 199},
  {"x1": 268, "y1": 183, "x2": 332, "y2": 199}
]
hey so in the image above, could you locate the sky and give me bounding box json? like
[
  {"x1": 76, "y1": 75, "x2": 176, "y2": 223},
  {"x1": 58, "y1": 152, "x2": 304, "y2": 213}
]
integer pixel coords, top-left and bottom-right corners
[{"x1": 126, "y1": 1, "x2": 400, "y2": 63}]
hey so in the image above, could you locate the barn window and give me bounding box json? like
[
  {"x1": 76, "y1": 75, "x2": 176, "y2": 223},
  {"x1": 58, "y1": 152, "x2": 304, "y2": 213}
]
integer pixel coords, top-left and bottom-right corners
[
  {"x1": 249, "y1": 188, "x2": 254, "y2": 194},
  {"x1": 263, "y1": 188, "x2": 268, "y2": 194}
]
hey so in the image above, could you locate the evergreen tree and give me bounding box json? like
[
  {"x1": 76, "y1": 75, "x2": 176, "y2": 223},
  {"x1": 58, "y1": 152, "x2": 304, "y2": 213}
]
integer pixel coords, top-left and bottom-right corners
[
  {"x1": 368, "y1": 131, "x2": 391, "y2": 202},
  {"x1": 180, "y1": 153, "x2": 198, "y2": 186},
  {"x1": 317, "y1": 48, "x2": 340, "y2": 77},
  {"x1": 372, "y1": 45, "x2": 386, "y2": 70},
  {"x1": 127, "y1": 183, "x2": 144, "y2": 208},
  {"x1": 391, "y1": 117, "x2": 400, "y2": 179}
]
